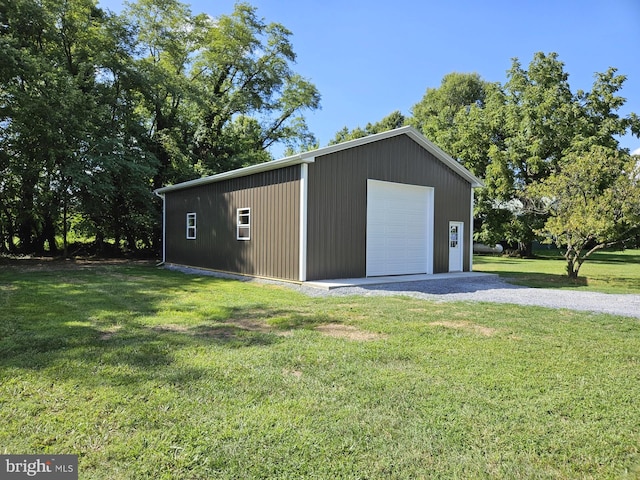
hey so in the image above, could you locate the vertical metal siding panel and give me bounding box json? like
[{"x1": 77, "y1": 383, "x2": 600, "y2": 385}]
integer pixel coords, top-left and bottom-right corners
[
  {"x1": 262, "y1": 172, "x2": 270, "y2": 277},
  {"x1": 282, "y1": 171, "x2": 287, "y2": 278},
  {"x1": 162, "y1": 136, "x2": 471, "y2": 281},
  {"x1": 276, "y1": 169, "x2": 283, "y2": 278},
  {"x1": 293, "y1": 176, "x2": 300, "y2": 279},
  {"x1": 277, "y1": 172, "x2": 283, "y2": 277},
  {"x1": 283, "y1": 170, "x2": 288, "y2": 277},
  {"x1": 254, "y1": 180, "x2": 262, "y2": 277},
  {"x1": 163, "y1": 165, "x2": 300, "y2": 281},
  {"x1": 306, "y1": 148, "x2": 367, "y2": 280},
  {"x1": 306, "y1": 135, "x2": 474, "y2": 279},
  {"x1": 273, "y1": 172, "x2": 279, "y2": 278}
]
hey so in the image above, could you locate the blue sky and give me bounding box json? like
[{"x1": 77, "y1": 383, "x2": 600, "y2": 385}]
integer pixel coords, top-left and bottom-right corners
[{"x1": 100, "y1": 0, "x2": 640, "y2": 157}]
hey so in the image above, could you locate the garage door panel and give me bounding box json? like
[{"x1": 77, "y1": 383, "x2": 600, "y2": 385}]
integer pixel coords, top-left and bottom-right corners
[{"x1": 366, "y1": 180, "x2": 433, "y2": 277}]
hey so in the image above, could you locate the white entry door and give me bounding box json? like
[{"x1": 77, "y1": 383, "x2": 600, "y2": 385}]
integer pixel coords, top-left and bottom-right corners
[
  {"x1": 366, "y1": 180, "x2": 433, "y2": 276},
  {"x1": 448, "y1": 221, "x2": 464, "y2": 272}
]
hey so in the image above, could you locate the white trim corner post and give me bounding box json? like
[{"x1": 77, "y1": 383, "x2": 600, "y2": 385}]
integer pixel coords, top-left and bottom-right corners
[{"x1": 299, "y1": 162, "x2": 310, "y2": 281}]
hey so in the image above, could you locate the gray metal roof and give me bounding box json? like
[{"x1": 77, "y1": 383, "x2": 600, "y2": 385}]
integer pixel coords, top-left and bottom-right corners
[{"x1": 154, "y1": 126, "x2": 483, "y2": 194}]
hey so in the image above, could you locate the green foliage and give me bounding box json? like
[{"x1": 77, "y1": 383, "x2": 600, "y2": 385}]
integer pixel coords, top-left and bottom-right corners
[
  {"x1": 328, "y1": 110, "x2": 405, "y2": 145},
  {"x1": 529, "y1": 146, "x2": 640, "y2": 277},
  {"x1": 0, "y1": 0, "x2": 116, "y2": 253},
  {"x1": 411, "y1": 52, "x2": 640, "y2": 257},
  {"x1": 2, "y1": 263, "x2": 640, "y2": 478},
  {"x1": 0, "y1": 0, "x2": 320, "y2": 255},
  {"x1": 474, "y1": 248, "x2": 640, "y2": 293},
  {"x1": 410, "y1": 72, "x2": 487, "y2": 170},
  {"x1": 186, "y1": 2, "x2": 320, "y2": 174}
]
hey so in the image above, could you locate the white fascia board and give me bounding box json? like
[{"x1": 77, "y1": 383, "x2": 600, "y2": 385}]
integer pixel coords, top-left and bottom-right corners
[
  {"x1": 154, "y1": 125, "x2": 483, "y2": 194},
  {"x1": 154, "y1": 155, "x2": 316, "y2": 194},
  {"x1": 305, "y1": 126, "x2": 484, "y2": 188},
  {"x1": 402, "y1": 128, "x2": 484, "y2": 188}
]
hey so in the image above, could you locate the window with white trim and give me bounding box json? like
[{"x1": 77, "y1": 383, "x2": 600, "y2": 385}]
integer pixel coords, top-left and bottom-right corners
[
  {"x1": 449, "y1": 224, "x2": 459, "y2": 248},
  {"x1": 186, "y1": 212, "x2": 196, "y2": 239},
  {"x1": 237, "y1": 208, "x2": 250, "y2": 240}
]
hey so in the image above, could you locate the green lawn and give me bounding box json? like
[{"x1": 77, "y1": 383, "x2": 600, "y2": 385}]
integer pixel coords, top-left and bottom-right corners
[
  {"x1": 1, "y1": 262, "x2": 640, "y2": 478},
  {"x1": 474, "y1": 249, "x2": 640, "y2": 294}
]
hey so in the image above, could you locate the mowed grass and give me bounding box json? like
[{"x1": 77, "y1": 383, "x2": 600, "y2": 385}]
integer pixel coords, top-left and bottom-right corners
[
  {"x1": 1, "y1": 263, "x2": 640, "y2": 479},
  {"x1": 474, "y1": 249, "x2": 640, "y2": 294}
]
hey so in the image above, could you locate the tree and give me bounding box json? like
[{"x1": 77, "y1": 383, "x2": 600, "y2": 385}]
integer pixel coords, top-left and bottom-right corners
[
  {"x1": 328, "y1": 110, "x2": 405, "y2": 145},
  {"x1": 410, "y1": 53, "x2": 639, "y2": 257},
  {"x1": 530, "y1": 146, "x2": 640, "y2": 278},
  {"x1": 126, "y1": 0, "x2": 320, "y2": 181},
  {"x1": 483, "y1": 53, "x2": 577, "y2": 255},
  {"x1": 0, "y1": 0, "x2": 109, "y2": 253},
  {"x1": 410, "y1": 72, "x2": 487, "y2": 166},
  {"x1": 0, "y1": 0, "x2": 320, "y2": 255},
  {"x1": 410, "y1": 73, "x2": 507, "y2": 249}
]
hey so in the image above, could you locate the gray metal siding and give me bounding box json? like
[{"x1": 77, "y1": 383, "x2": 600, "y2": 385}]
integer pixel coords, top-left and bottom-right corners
[
  {"x1": 165, "y1": 166, "x2": 300, "y2": 280},
  {"x1": 306, "y1": 135, "x2": 472, "y2": 280}
]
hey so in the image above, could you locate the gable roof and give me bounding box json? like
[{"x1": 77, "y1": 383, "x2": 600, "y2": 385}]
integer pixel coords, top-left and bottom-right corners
[{"x1": 154, "y1": 126, "x2": 483, "y2": 194}]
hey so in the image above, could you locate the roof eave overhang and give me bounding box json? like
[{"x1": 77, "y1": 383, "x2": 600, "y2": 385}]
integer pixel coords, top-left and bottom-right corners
[
  {"x1": 154, "y1": 125, "x2": 484, "y2": 194},
  {"x1": 154, "y1": 155, "x2": 316, "y2": 195},
  {"x1": 402, "y1": 128, "x2": 484, "y2": 188},
  {"x1": 303, "y1": 126, "x2": 484, "y2": 188}
]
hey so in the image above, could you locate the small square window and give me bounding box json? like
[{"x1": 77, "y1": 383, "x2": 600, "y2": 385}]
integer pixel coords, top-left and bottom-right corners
[
  {"x1": 237, "y1": 208, "x2": 250, "y2": 240},
  {"x1": 186, "y1": 213, "x2": 196, "y2": 239}
]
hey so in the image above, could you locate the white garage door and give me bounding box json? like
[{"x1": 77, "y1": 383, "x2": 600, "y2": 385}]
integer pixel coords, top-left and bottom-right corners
[{"x1": 366, "y1": 180, "x2": 433, "y2": 276}]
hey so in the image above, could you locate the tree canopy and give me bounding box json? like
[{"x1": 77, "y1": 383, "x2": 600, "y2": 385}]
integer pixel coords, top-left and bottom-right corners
[
  {"x1": 2, "y1": 6, "x2": 638, "y2": 277},
  {"x1": 409, "y1": 52, "x2": 640, "y2": 265},
  {"x1": 530, "y1": 145, "x2": 640, "y2": 277},
  {"x1": 0, "y1": 0, "x2": 320, "y2": 255},
  {"x1": 328, "y1": 111, "x2": 406, "y2": 145}
]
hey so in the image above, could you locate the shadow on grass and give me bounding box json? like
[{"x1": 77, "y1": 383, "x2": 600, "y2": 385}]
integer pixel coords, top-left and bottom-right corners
[
  {"x1": 493, "y1": 271, "x2": 589, "y2": 289},
  {"x1": 0, "y1": 265, "x2": 334, "y2": 379},
  {"x1": 583, "y1": 251, "x2": 640, "y2": 264}
]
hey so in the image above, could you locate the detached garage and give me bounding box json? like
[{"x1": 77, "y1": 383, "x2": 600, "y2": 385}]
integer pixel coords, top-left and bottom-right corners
[{"x1": 154, "y1": 126, "x2": 483, "y2": 282}]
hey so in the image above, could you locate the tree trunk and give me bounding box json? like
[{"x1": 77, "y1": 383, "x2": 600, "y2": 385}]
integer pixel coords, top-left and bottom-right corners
[
  {"x1": 63, "y1": 199, "x2": 68, "y2": 258},
  {"x1": 96, "y1": 231, "x2": 105, "y2": 253},
  {"x1": 18, "y1": 174, "x2": 37, "y2": 253},
  {"x1": 43, "y1": 213, "x2": 57, "y2": 255},
  {"x1": 567, "y1": 262, "x2": 580, "y2": 279},
  {"x1": 564, "y1": 246, "x2": 582, "y2": 279},
  {"x1": 17, "y1": 216, "x2": 33, "y2": 253},
  {"x1": 518, "y1": 241, "x2": 534, "y2": 258},
  {"x1": 126, "y1": 232, "x2": 138, "y2": 253},
  {"x1": 0, "y1": 224, "x2": 6, "y2": 254},
  {"x1": 2, "y1": 207, "x2": 18, "y2": 253}
]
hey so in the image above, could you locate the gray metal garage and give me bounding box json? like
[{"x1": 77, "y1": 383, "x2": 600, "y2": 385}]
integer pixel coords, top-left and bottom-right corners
[{"x1": 155, "y1": 126, "x2": 483, "y2": 282}]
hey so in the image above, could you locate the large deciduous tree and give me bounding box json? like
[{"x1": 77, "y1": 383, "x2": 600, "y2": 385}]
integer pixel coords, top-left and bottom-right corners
[
  {"x1": 0, "y1": 0, "x2": 320, "y2": 255},
  {"x1": 127, "y1": 0, "x2": 320, "y2": 182},
  {"x1": 329, "y1": 110, "x2": 406, "y2": 145},
  {"x1": 529, "y1": 146, "x2": 640, "y2": 278},
  {"x1": 411, "y1": 52, "x2": 639, "y2": 258},
  {"x1": 410, "y1": 72, "x2": 488, "y2": 169},
  {"x1": 0, "y1": 0, "x2": 121, "y2": 254}
]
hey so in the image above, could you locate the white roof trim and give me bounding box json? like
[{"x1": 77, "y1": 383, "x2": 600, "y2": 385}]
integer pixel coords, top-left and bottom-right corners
[
  {"x1": 155, "y1": 155, "x2": 316, "y2": 194},
  {"x1": 154, "y1": 126, "x2": 483, "y2": 194}
]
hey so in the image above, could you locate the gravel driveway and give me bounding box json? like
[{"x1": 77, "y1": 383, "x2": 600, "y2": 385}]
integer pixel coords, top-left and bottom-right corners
[
  {"x1": 293, "y1": 274, "x2": 640, "y2": 319},
  {"x1": 168, "y1": 266, "x2": 640, "y2": 319}
]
